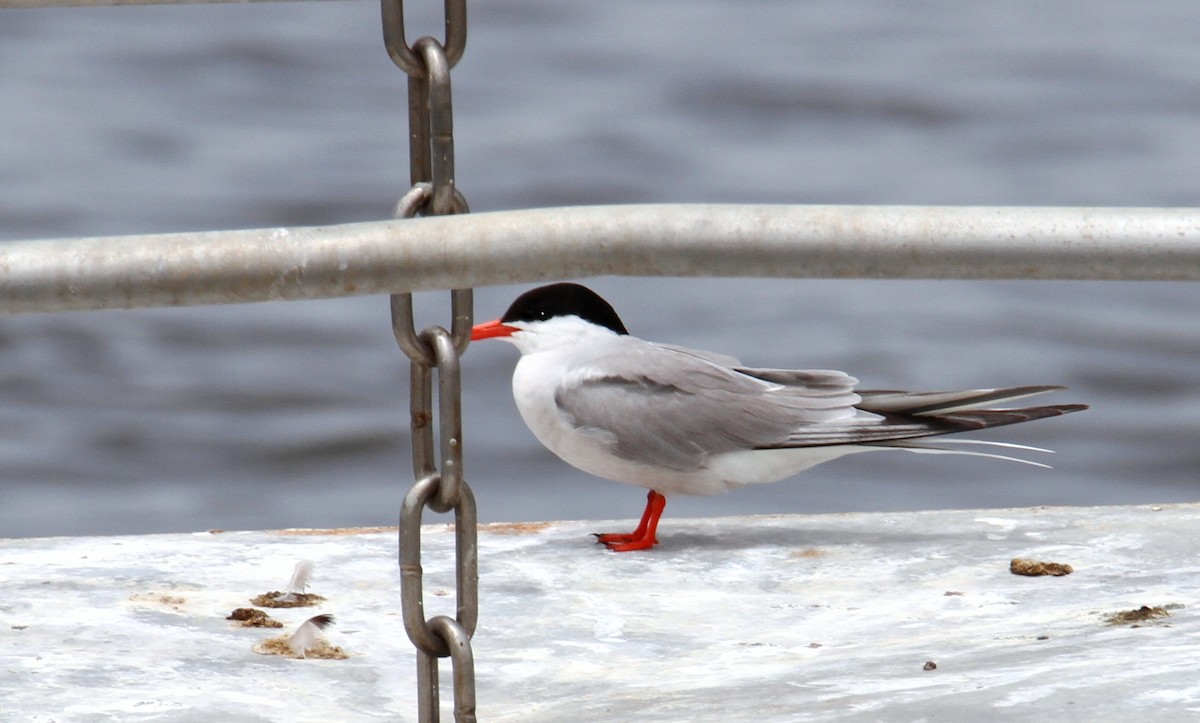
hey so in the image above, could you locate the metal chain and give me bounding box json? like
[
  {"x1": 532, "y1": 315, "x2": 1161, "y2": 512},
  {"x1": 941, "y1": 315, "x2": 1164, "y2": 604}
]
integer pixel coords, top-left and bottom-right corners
[
  {"x1": 383, "y1": 3, "x2": 476, "y2": 721},
  {"x1": 381, "y1": 0, "x2": 467, "y2": 76}
]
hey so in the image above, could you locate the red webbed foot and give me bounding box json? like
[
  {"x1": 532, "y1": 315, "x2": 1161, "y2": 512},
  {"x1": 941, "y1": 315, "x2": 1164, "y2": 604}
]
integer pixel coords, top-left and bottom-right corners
[{"x1": 593, "y1": 491, "x2": 666, "y2": 552}]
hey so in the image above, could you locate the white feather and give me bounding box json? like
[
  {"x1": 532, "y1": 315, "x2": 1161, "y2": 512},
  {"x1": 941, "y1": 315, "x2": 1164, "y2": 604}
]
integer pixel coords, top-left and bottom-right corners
[
  {"x1": 287, "y1": 613, "x2": 335, "y2": 658},
  {"x1": 889, "y1": 444, "x2": 1053, "y2": 468},
  {"x1": 277, "y1": 559, "x2": 314, "y2": 603},
  {"x1": 926, "y1": 439, "x2": 1055, "y2": 454},
  {"x1": 287, "y1": 560, "x2": 314, "y2": 594}
]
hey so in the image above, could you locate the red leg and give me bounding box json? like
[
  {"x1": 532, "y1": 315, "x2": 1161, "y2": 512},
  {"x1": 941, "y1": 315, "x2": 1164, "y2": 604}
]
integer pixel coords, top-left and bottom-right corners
[
  {"x1": 594, "y1": 491, "x2": 656, "y2": 544},
  {"x1": 594, "y1": 491, "x2": 667, "y2": 552}
]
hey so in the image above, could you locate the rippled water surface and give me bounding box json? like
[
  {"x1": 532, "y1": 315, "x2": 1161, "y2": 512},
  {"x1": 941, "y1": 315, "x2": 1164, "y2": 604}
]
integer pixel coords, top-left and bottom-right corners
[{"x1": 2, "y1": 1, "x2": 1199, "y2": 537}]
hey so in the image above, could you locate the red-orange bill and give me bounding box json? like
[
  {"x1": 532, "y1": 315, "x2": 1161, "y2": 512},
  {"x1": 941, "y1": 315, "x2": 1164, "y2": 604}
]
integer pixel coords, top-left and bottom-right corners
[{"x1": 471, "y1": 319, "x2": 518, "y2": 341}]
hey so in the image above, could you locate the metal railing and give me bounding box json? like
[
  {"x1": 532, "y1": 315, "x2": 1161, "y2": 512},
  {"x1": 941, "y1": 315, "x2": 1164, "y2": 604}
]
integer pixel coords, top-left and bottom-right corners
[{"x1": 2, "y1": 204, "x2": 1199, "y2": 313}]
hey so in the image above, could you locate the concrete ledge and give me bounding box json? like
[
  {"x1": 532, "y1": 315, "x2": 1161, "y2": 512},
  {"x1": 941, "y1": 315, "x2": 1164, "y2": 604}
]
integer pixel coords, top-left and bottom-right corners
[{"x1": 3, "y1": 503, "x2": 1198, "y2": 720}]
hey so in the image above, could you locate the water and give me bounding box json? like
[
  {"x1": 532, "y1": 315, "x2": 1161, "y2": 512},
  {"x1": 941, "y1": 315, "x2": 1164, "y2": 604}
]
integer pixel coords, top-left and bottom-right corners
[{"x1": 1, "y1": 1, "x2": 1198, "y2": 538}]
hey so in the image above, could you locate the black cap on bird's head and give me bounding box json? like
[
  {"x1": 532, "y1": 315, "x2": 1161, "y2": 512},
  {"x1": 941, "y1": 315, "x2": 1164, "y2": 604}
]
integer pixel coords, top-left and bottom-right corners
[
  {"x1": 502, "y1": 283, "x2": 629, "y2": 334},
  {"x1": 472, "y1": 283, "x2": 629, "y2": 340}
]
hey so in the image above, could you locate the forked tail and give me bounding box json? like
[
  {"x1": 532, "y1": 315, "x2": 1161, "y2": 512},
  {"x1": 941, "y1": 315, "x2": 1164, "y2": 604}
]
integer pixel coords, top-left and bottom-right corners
[{"x1": 857, "y1": 385, "x2": 1087, "y2": 465}]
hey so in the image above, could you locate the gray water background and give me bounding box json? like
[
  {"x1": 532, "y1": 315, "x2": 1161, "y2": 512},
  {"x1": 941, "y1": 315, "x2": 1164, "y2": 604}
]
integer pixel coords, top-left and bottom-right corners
[{"x1": 1, "y1": 1, "x2": 1198, "y2": 538}]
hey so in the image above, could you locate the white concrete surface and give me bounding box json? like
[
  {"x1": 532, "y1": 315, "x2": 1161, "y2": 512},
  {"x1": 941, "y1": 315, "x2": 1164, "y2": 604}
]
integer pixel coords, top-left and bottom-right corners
[{"x1": 2, "y1": 503, "x2": 1198, "y2": 721}]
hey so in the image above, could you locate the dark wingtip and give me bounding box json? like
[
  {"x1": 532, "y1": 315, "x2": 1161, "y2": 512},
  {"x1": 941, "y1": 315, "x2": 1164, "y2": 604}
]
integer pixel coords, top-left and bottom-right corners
[
  {"x1": 307, "y1": 613, "x2": 336, "y2": 629},
  {"x1": 930, "y1": 403, "x2": 1087, "y2": 431}
]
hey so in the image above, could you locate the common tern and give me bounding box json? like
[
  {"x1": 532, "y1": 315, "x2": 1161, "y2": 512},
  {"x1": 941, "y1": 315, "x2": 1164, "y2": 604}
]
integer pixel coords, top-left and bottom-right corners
[{"x1": 472, "y1": 283, "x2": 1087, "y2": 552}]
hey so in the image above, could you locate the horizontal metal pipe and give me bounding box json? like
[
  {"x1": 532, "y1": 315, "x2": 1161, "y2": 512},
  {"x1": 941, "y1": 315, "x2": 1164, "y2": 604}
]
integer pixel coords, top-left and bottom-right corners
[{"x1": 2, "y1": 204, "x2": 1199, "y2": 313}]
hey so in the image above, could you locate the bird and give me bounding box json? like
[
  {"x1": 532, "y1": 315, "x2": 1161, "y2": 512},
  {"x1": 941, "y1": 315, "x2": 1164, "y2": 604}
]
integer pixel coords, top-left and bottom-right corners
[{"x1": 471, "y1": 282, "x2": 1087, "y2": 552}]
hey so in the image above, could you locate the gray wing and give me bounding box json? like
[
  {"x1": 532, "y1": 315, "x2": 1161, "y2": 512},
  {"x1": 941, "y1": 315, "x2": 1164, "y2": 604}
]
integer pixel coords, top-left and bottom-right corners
[{"x1": 552, "y1": 340, "x2": 864, "y2": 471}]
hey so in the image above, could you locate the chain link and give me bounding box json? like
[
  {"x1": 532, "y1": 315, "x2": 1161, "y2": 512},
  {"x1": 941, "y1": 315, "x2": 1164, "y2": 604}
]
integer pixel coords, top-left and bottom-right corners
[
  {"x1": 427, "y1": 617, "x2": 477, "y2": 721},
  {"x1": 404, "y1": 32, "x2": 466, "y2": 215},
  {"x1": 381, "y1": 0, "x2": 466, "y2": 77},
  {"x1": 384, "y1": 3, "x2": 476, "y2": 720},
  {"x1": 400, "y1": 474, "x2": 478, "y2": 649}
]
